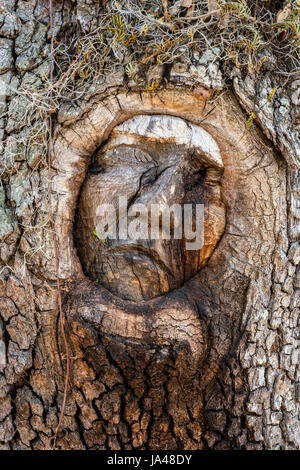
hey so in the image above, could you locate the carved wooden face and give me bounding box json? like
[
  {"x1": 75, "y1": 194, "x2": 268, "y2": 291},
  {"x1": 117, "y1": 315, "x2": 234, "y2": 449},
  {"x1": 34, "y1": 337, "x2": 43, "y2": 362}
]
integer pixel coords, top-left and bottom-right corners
[{"x1": 74, "y1": 115, "x2": 226, "y2": 301}]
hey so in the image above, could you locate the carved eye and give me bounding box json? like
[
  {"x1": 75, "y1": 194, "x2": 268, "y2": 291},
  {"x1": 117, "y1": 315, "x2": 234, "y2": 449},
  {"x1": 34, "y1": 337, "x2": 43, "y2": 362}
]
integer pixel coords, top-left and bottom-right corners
[{"x1": 74, "y1": 115, "x2": 226, "y2": 301}]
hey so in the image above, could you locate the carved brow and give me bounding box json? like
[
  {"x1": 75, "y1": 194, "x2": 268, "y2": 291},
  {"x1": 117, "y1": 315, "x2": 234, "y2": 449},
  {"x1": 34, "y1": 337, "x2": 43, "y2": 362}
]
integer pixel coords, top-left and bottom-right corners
[{"x1": 112, "y1": 115, "x2": 224, "y2": 170}]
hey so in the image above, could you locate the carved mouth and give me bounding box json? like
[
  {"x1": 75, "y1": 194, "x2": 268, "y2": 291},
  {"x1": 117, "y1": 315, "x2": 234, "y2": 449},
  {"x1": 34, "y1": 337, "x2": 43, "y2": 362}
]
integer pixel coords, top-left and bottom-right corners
[{"x1": 106, "y1": 243, "x2": 174, "y2": 276}]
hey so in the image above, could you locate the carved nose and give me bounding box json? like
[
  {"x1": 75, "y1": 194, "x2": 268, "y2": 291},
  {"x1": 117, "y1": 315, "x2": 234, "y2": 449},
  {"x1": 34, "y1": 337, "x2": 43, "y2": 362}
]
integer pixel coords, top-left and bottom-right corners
[{"x1": 134, "y1": 164, "x2": 184, "y2": 208}]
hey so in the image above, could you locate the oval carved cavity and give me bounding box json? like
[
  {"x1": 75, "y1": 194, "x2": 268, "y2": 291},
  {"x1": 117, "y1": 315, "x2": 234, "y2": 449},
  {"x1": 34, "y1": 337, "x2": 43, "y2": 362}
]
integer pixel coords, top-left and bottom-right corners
[{"x1": 74, "y1": 115, "x2": 226, "y2": 301}]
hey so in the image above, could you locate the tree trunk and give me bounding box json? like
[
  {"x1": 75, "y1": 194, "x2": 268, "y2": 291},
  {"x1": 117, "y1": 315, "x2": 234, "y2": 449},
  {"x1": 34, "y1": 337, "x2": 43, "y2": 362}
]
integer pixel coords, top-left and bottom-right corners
[{"x1": 0, "y1": 0, "x2": 299, "y2": 450}]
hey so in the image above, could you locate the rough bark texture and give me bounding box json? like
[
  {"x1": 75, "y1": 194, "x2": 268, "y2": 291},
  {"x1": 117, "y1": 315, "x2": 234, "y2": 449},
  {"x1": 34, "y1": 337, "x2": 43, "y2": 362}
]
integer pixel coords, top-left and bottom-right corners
[
  {"x1": 74, "y1": 114, "x2": 225, "y2": 301},
  {"x1": 0, "y1": 0, "x2": 299, "y2": 450}
]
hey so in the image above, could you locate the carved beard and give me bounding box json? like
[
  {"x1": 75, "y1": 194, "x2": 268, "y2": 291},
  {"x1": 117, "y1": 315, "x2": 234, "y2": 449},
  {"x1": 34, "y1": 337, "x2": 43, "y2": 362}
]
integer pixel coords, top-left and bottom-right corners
[{"x1": 74, "y1": 115, "x2": 226, "y2": 302}]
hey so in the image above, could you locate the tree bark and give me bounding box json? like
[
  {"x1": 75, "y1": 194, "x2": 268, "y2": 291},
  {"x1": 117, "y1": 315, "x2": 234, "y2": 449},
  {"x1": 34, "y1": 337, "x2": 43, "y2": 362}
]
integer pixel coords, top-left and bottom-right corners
[{"x1": 0, "y1": 0, "x2": 299, "y2": 450}]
